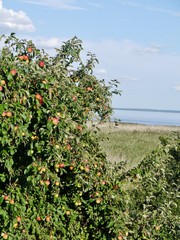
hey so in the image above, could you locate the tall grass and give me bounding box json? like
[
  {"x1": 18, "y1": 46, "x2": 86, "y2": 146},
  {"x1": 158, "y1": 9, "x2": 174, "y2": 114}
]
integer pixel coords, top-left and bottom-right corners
[{"x1": 94, "y1": 122, "x2": 179, "y2": 170}]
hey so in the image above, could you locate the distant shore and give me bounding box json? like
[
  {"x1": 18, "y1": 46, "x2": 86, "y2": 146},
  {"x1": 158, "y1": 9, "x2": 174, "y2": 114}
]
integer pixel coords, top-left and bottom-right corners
[{"x1": 88, "y1": 121, "x2": 180, "y2": 132}]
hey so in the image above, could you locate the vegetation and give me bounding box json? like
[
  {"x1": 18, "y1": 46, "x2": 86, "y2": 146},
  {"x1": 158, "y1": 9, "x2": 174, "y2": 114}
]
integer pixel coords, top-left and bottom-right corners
[
  {"x1": 0, "y1": 34, "x2": 179, "y2": 240},
  {"x1": 0, "y1": 33, "x2": 121, "y2": 239},
  {"x1": 96, "y1": 122, "x2": 179, "y2": 169},
  {"x1": 123, "y1": 133, "x2": 180, "y2": 239}
]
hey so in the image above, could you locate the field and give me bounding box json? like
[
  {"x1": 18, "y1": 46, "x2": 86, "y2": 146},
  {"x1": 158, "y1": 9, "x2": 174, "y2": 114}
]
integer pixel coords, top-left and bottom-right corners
[{"x1": 92, "y1": 121, "x2": 180, "y2": 170}]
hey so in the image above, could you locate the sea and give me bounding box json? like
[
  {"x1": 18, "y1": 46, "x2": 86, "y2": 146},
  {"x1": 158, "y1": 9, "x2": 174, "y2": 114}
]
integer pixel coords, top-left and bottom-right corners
[{"x1": 111, "y1": 108, "x2": 180, "y2": 127}]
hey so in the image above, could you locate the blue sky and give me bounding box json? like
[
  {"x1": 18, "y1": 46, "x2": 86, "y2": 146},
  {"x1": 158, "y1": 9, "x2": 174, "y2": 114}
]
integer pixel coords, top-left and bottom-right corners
[{"x1": 0, "y1": 0, "x2": 180, "y2": 110}]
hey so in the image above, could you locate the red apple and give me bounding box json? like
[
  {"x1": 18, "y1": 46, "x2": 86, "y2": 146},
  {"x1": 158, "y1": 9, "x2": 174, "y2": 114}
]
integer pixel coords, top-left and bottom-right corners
[
  {"x1": 52, "y1": 117, "x2": 59, "y2": 125},
  {"x1": 2, "y1": 112, "x2": 6, "y2": 117},
  {"x1": 84, "y1": 166, "x2": 90, "y2": 173},
  {"x1": 118, "y1": 236, "x2": 123, "y2": 240},
  {"x1": 4, "y1": 195, "x2": 9, "y2": 201},
  {"x1": 69, "y1": 166, "x2": 74, "y2": 170},
  {"x1": 87, "y1": 87, "x2": 93, "y2": 91},
  {"x1": 16, "y1": 216, "x2": 21, "y2": 222},
  {"x1": 66, "y1": 144, "x2": 71, "y2": 150},
  {"x1": 23, "y1": 55, "x2": 29, "y2": 61},
  {"x1": 35, "y1": 93, "x2": 43, "y2": 101},
  {"x1": 18, "y1": 55, "x2": 24, "y2": 61},
  {"x1": 6, "y1": 111, "x2": 12, "y2": 117},
  {"x1": 77, "y1": 125, "x2": 82, "y2": 131},
  {"x1": 39, "y1": 61, "x2": 45, "y2": 68},
  {"x1": 27, "y1": 47, "x2": 33, "y2": 53},
  {"x1": 10, "y1": 69, "x2": 17, "y2": 76},
  {"x1": 36, "y1": 216, "x2": 41, "y2": 221},
  {"x1": 2, "y1": 233, "x2": 8, "y2": 239},
  {"x1": 72, "y1": 96, "x2": 77, "y2": 101},
  {"x1": 45, "y1": 180, "x2": 50, "y2": 186},
  {"x1": 101, "y1": 180, "x2": 106, "y2": 185},
  {"x1": 59, "y1": 163, "x2": 65, "y2": 168},
  {"x1": 39, "y1": 99, "x2": 43, "y2": 105},
  {"x1": 35, "y1": 93, "x2": 43, "y2": 105}
]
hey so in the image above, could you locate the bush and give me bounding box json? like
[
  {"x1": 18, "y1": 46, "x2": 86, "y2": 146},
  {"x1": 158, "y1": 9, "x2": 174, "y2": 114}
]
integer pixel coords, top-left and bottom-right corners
[
  {"x1": 0, "y1": 33, "x2": 123, "y2": 239},
  {"x1": 123, "y1": 133, "x2": 180, "y2": 239}
]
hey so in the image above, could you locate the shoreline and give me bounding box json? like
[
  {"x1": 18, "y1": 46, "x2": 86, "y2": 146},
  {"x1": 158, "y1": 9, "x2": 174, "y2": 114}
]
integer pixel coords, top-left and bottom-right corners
[{"x1": 88, "y1": 121, "x2": 180, "y2": 132}]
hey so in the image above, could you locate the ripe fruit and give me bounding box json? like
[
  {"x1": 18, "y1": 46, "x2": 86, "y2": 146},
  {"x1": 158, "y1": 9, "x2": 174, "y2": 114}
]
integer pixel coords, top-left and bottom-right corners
[
  {"x1": 77, "y1": 125, "x2": 82, "y2": 131},
  {"x1": 52, "y1": 117, "x2": 59, "y2": 125},
  {"x1": 84, "y1": 166, "x2": 90, "y2": 172},
  {"x1": 9, "y1": 199, "x2": 15, "y2": 204},
  {"x1": 0, "y1": 86, "x2": 3, "y2": 91},
  {"x1": 1, "y1": 80, "x2": 6, "y2": 85},
  {"x1": 23, "y1": 55, "x2": 29, "y2": 61},
  {"x1": 39, "y1": 61, "x2": 45, "y2": 68},
  {"x1": 1, "y1": 233, "x2": 8, "y2": 239},
  {"x1": 45, "y1": 215, "x2": 51, "y2": 222},
  {"x1": 118, "y1": 236, "x2": 123, "y2": 240},
  {"x1": 6, "y1": 111, "x2": 12, "y2": 117},
  {"x1": 87, "y1": 87, "x2": 93, "y2": 91},
  {"x1": 59, "y1": 163, "x2": 65, "y2": 168},
  {"x1": 72, "y1": 96, "x2": 77, "y2": 101},
  {"x1": 27, "y1": 47, "x2": 33, "y2": 53},
  {"x1": 35, "y1": 93, "x2": 43, "y2": 101},
  {"x1": 16, "y1": 216, "x2": 21, "y2": 222},
  {"x1": 55, "y1": 181, "x2": 60, "y2": 186},
  {"x1": 45, "y1": 180, "x2": 50, "y2": 186},
  {"x1": 10, "y1": 69, "x2": 17, "y2": 76},
  {"x1": 35, "y1": 93, "x2": 43, "y2": 105},
  {"x1": 36, "y1": 216, "x2": 41, "y2": 221},
  {"x1": 69, "y1": 166, "x2": 74, "y2": 170},
  {"x1": 18, "y1": 55, "x2": 24, "y2": 61},
  {"x1": 96, "y1": 198, "x2": 102, "y2": 204},
  {"x1": 2, "y1": 112, "x2": 6, "y2": 117},
  {"x1": 66, "y1": 144, "x2": 71, "y2": 150},
  {"x1": 4, "y1": 195, "x2": 9, "y2": 201},
  {"x1": 101, "y1": 180, "x2": 106, "y2": 185}
]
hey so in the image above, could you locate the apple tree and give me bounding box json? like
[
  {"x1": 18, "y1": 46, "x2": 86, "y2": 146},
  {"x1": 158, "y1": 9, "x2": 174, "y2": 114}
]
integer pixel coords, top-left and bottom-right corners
[{"x1": 0, "y1": 33, "x2": 124, "y2": 239}]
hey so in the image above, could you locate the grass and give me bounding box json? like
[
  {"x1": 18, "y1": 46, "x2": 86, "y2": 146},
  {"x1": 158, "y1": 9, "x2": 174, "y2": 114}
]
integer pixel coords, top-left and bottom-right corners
[{"x1": 91, "y1": 121, "x2": 180, "y2": 170}]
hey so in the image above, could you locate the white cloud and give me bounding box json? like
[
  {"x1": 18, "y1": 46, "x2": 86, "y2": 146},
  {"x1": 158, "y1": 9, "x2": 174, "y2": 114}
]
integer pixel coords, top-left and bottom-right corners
[
  {"x1": 0, "y1": 0, "x2": 35, "y2": 33},
  {"x1": 119, "y1": 75, "x2": 140, "y2": 81},
  {"x1": 95, "y1": 68, "x2": 107, "y2": 75},
  {"x1": 34, "y1": 37, "x2": 63, "y2": 49},
  {"x1": 135, "y1": 43, "x2": 164, "y2": 54},
  {"x1": 17, "y1": 0, "x2": 86, "y2": 10},
  {"x1": 119, "y1": 0, "x2": 180, "y2": 17},
  {"x1": 174, "y1": 85, "x2": 180, "y2": 91}
]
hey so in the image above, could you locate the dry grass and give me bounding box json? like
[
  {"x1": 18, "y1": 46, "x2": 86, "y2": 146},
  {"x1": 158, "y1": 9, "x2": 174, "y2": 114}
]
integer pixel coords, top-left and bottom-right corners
[{"x1": 89, "y1": 121, "x2": 180, "y2": 170}]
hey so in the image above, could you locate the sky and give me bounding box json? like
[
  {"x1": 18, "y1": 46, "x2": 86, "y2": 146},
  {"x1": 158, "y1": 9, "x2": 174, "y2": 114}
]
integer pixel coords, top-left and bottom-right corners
[{"x1": 0, "y1": 0, "x2": 180, "y2": 111}]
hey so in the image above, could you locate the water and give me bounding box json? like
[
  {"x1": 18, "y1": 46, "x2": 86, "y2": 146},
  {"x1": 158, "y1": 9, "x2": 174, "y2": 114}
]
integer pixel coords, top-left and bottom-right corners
[{"x1": 111, "y1": 108, "x2": 180, "y2": 126}]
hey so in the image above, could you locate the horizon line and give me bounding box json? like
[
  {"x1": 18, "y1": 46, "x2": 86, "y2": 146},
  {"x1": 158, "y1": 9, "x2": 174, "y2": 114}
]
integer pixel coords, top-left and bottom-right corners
[{"x1": 112, "y1": 108, "x2": 180, "y2": 113}]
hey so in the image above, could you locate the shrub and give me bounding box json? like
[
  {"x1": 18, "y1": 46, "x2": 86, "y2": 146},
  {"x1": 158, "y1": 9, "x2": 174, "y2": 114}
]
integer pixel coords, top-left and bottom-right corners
[
  {"x1": 0, "y1": 33, "x2": 122, "y2": 239},
  {"x1": 123, "y1": 133, "x2": 180, "y2": 239}
]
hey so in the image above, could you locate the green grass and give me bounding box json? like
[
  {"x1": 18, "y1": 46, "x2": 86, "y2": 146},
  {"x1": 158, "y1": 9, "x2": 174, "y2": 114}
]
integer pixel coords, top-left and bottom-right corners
[{"x1": 94, "y1": 122, "x2": 179, "y2": 170}]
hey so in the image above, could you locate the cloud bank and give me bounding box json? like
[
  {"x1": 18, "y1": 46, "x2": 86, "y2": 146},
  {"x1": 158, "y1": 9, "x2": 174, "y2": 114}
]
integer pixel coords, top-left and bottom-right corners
[{"x1": 0, "y1": 0, "x2": 35, "y2": 33}]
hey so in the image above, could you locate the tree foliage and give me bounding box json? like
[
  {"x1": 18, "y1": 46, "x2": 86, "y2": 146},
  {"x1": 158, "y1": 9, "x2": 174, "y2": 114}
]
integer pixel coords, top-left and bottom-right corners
[{"x1": 0, "y1": 33, "x2": 122, "y2": 239}]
